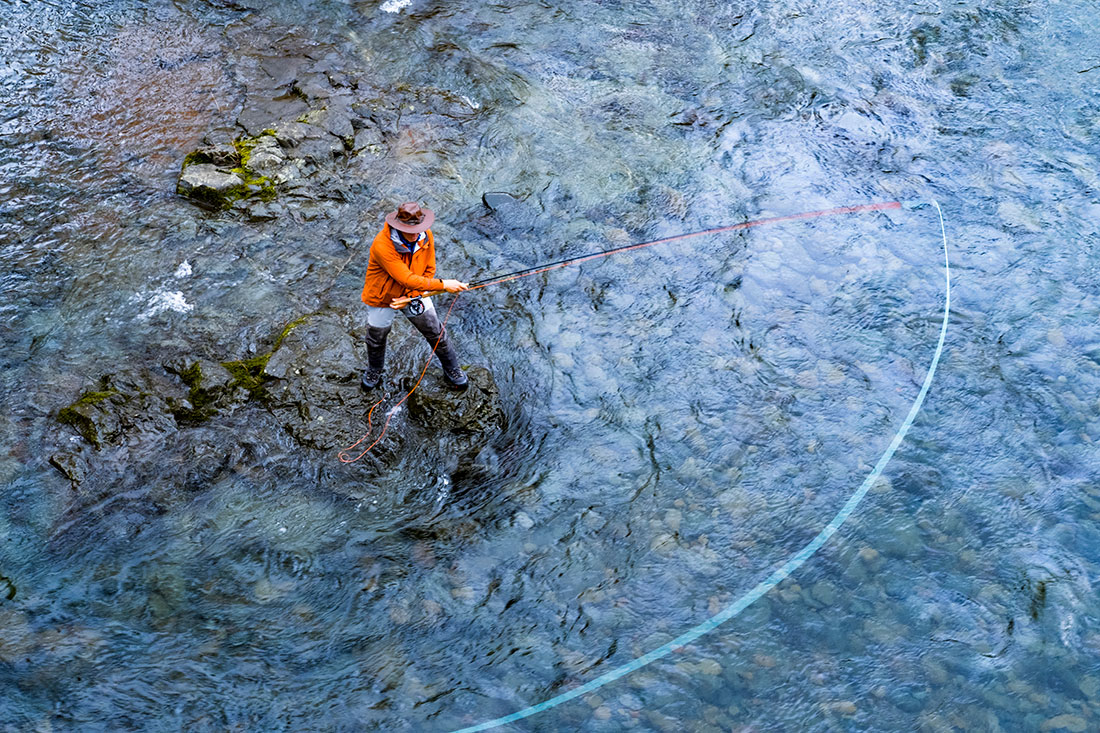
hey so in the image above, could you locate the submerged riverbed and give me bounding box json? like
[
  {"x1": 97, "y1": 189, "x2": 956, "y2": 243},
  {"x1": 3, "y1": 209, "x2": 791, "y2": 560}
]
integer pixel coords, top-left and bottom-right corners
[{"x1": 2, "y1": 1, "x2": 1100, "y2": 731}]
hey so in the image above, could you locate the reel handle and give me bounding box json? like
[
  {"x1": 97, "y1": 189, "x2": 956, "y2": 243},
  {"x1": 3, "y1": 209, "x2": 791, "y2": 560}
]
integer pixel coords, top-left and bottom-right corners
[{"x1": 390, "y1": 291, "x2": 443, "y2": 312}]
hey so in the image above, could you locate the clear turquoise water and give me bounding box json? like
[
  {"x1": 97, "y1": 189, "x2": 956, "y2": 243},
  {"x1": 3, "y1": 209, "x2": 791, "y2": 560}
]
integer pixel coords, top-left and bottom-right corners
[{"x1": 2, "y1": 1, "x2": 1099, "y2": 731}]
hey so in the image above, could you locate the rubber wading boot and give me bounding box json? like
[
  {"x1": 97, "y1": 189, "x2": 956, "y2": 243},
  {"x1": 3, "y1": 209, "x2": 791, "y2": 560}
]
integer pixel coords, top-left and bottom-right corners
[
  {"x1": 409, "y1": 312, "x2": 468, "y2": 391},
  {"x1": 360, "y1": 325, "x2": 391, "y2": 391},
  {"x1": 439, "y1": 350, "x2": 469, "y2": 391},
  {"x1": 433, "y1": 334, "x2": 468, "y2": 391}
]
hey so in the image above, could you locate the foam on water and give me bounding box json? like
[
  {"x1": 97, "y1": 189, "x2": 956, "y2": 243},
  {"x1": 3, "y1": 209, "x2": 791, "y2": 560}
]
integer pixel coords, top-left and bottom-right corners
[
  {"x1": 380, "y1": 0, "x2": 412, "y2": 13},
  {"x1": 138, "y1": 289, "x2": 193, "y2": 318}
]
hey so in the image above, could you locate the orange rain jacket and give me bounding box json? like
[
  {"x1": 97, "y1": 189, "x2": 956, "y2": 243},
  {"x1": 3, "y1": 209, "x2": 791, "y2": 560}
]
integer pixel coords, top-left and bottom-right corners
[{"x1": 360, "y1": 224, "x2": 445, "y2": 308}]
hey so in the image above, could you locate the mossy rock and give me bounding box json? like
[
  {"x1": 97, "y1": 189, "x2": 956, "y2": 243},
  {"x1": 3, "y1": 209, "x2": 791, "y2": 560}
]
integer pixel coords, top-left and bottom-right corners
[
  {"x1": 57, "y1": 369, "x2": 193, "y2": 448},
  {"x1": 164, "y1": 358, "x2": 237, "y2": 425},
  {"x1": 176, "y1": 164, "x2": 248, "y2": 209},
  {"x1": 56, "y1": 385, "x2": 121, "y2": 448},
  {"x1": 50, "y1": 451, "x2": 88, "y2": 485},
  {"x1": 178, "y1": 133, "x2": 280, "y2": 210},
  {"x1": 221, "y1": 314, "x2": 313, "y2": 401}
]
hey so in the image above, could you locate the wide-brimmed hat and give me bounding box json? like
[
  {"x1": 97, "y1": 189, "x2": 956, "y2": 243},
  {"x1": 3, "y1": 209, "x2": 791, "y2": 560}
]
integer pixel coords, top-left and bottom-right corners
[{"x1": 386, "y1": 201, "x2": 435, "y2": 234}]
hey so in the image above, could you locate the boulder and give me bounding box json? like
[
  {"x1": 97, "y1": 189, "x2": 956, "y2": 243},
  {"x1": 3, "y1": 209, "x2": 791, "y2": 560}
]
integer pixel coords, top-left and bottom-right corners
[
  {"x1": 408, "y1": 366, "x2": 505, "y2": 435},
  {"x1": 246, "y1": 135, "x2": 285, "y2": 172},
  {"x1": 49, "y1": 451, "x2": 88, "y2": 486},
  {"x1": 176, "y1": 164, "x2": 246, "y2": 209},
  {"x1": 482, "y1": 191, "x2": 539, "y2": 230},
  {"x1": 178, "y1": 133, "x2": 290, "y2": 212},
  {"x1": 56, "y1": 388, "x2": 124, "y2": 449}
]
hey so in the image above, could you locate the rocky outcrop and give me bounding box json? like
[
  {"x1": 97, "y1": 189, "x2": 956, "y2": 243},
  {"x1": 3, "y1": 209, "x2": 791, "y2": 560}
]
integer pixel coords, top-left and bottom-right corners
[
  {"x1": 49, "y1": 357, "x2": 252, "y2": 486},
  {"x1": 258, "y1": 313, "x2": 505, "y2": 459},
  {"x1": 55, "y1": 370, "x2": 195, "y2": 450},
  {"x1": 173, "y1": 40, "x2": 513, "y2": 222},
  {"x1": 51, "y1": 311, "x2": 506, "y2": 500},
  {"x1": 408, "y1": 367, "x2": 505, "y2": 436},
  {"x1": 177, "y1": 133, "x2": 279, "y2": 212},
  {"x1": 261, "y1": 312, "x2": 366, "y2": 450},
  {"x1": 176, "y1": 66, "x2": 384, "y2": 219}
]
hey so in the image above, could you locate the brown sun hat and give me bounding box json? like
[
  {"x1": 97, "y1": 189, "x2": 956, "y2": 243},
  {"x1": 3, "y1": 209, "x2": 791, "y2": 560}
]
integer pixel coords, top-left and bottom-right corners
[{"x1": 386, "y1": 201, "x2": 435, "y2": 234}]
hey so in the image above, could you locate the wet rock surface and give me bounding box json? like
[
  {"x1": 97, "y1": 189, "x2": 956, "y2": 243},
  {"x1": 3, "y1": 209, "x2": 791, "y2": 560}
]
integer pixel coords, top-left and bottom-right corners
[
  {"x1": 176, "y1": 164, "x2": 246, "y2": 209},
  {"x1": 177, "y1": 63, "x2": 384, "y2": 217},
  {"x1": 51, "y1": 310, "x2": 508, "y2": 508},
  {"x1": 407, "y1": 366, "x2": 505, "y2": 436},
  {"x1": 261, "y1": 311, "x2": 371, "y2": 450}
]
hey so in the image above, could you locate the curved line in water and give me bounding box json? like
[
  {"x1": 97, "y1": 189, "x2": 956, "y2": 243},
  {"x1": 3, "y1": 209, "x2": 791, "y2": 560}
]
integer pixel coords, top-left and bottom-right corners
[{"x1": 449, "y1": 200, "x2": 951, "y2": 733}]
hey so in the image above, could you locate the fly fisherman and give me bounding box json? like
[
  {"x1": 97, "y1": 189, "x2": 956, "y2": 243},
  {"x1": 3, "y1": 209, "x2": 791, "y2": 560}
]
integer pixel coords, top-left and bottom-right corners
[{"x1": 359, "y1": 201, "x2": 470, "y2": 391}]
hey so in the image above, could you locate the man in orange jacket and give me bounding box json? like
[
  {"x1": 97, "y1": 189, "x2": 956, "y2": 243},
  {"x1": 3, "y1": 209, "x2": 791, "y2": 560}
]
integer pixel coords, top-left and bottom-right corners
[{"x1": 360, "y1": 201, "x2": 470, "y2": 391}]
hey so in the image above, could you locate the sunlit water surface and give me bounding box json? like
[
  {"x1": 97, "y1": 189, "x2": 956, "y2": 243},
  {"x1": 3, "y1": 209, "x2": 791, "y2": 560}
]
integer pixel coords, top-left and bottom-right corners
[{"x1": 2, "y1": 0, "x2": 1099, "y2": 731}]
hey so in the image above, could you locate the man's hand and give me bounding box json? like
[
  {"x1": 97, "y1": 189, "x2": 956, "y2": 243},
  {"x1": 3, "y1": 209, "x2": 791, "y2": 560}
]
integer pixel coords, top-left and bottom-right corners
[{"x1": 389, "y1": 280, "x2": 468, "y2": 309}]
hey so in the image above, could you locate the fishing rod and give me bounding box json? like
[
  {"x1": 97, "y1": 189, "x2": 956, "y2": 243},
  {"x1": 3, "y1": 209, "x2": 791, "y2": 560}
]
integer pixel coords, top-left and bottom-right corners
[{"x1": 388, "y1": 200, "x2": 903, "y2": 315}]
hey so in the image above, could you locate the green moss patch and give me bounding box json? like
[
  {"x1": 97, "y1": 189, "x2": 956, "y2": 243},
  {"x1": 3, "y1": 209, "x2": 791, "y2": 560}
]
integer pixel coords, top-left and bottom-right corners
[
  {"x1": 221, "y1": 314, "x2": 311, "y2": 400},
  {"x1": 230, "y1": 137, "x2": 277, "y2": 202},
  {"x1": 222, "y1": 354, "x2": 271, "y2": 400},
  {"x1": 168, "y1": 362, "x2": 221, "y2": 426},
  {"x1": 183, "y1": 150, "x2": 209, "y2": 167},
  {"x1": 57, "y1": 385, "x2": 118, "y2": 447}
]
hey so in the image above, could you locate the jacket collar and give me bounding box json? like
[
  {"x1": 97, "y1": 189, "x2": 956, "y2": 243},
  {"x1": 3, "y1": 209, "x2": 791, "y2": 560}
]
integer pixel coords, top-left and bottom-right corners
[{"x1": 389, "y1": 225, "x2": 426, "y2": 254}]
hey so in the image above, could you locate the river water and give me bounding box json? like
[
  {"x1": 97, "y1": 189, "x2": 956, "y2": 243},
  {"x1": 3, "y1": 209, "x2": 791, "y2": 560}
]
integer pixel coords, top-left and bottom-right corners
[{"x1": 2, "y1": 0, "x2": 1099, "y2": 731}]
